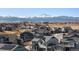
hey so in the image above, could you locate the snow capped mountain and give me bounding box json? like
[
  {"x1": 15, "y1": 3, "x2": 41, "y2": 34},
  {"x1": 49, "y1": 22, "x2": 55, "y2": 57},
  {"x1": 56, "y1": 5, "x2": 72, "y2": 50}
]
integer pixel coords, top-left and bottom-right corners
[
  {"x1": 37, "y1": 14, "x2": 52, "y2": 17},
  {"x1": 0, "y1": 15, "x2": 79, "y2": 23},
  {"x1": 28, "y1": 14, "x2": 53, "y2": 18}
]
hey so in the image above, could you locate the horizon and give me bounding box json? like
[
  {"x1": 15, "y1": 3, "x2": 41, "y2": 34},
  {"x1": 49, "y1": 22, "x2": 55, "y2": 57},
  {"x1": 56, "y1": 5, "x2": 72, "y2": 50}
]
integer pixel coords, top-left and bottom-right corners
[{"x1": 0, "y1": 15, "x2": 79, "y2": 18}]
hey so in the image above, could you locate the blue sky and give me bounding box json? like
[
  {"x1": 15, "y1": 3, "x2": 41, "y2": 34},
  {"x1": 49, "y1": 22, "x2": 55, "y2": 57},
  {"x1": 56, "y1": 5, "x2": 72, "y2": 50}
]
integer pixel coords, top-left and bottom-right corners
[{"x1": 0, "y1": 8, "x2": 79, "y2": 17}]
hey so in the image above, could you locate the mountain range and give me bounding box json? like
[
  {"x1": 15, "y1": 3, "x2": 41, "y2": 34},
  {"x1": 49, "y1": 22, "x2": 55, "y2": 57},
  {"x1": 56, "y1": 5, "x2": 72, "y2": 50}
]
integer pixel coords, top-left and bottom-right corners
[{"x1": 0, "y1": 16, "x2": 79, "y2": 23}]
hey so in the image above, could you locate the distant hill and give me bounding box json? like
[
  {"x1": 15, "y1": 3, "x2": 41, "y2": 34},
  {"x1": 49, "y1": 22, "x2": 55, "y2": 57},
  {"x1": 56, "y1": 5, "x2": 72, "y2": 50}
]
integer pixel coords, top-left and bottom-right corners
[{"x1": 0, "y1": 16, "x2": 79, "y2": 23}]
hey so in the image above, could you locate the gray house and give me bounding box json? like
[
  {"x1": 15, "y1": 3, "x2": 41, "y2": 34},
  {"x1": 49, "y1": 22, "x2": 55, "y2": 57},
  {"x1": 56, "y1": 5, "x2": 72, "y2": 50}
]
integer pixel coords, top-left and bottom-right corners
[
  {"x1": 32, "y1": 36, "x2": 60, "y2": 51},
  {"x1": 61, "y1": 35, "x2": 76, "y2": 51}
]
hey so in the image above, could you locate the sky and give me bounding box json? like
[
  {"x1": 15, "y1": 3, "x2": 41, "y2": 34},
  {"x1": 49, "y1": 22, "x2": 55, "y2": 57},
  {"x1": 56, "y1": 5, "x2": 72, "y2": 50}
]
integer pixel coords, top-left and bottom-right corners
[{"x1": 0, "y1": 8, "x2": 79, "y2": 17}]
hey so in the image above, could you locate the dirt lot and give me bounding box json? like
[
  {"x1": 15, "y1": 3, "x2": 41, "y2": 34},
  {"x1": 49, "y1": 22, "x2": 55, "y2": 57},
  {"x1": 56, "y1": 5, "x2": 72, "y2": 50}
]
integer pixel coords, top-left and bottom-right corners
[{"x1": 48, "y1": 23, "x2": 79, "y2": 30}]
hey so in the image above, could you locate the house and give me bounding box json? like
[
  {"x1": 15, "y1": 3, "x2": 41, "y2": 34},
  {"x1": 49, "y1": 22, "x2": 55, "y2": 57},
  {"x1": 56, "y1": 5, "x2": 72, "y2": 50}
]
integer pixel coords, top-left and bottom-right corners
[
  {"x1": 20, "y1": 32, "x2": 34, "y2": 42},
  {"x1": 61, "y1": 35, "x2": 76, "y2": 51},
  {"x1": 33, "y1": 26, "x2": 52, "y2": 36},
  {"x1": 44, "y1": 36, "x2": 60, "y2": 51},
  {"x1": 32, "y1": 35, "x2": 47, "y2": 51},
  {"x1": 0, "y1": 26, "x2": 5, "y2": 32},
  {"x1": 32, "y1": 36, "x2": 60, "y2": 51},
  {"x1": 0, "y1": 35, "x2": 9, "y2": 43},
  {"x1": 53, "y1": 33, "x2": 63, "y2": 43},
  {"x1": 32, "y1": 38, "x2": 40, "y2": 51},
  {"x1": 0, "y1": 43, "x2": 28, "y2": 51},
  {"x1": 0, "y1": 32, "x2": 17, "y2": 44},
  {"x1": 19, "y1": 32, "x2": 34, "y2": 50},
  {"x1": 5, "y1": 25, "x2": 16, "y2": 31}
]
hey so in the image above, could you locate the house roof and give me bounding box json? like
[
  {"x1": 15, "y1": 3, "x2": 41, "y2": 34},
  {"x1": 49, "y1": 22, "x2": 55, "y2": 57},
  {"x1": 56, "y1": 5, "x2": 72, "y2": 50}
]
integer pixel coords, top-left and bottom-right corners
[
  {"x1": 32, "y1": 38, "x2": 40, "y2": 42},
  {"x1": 44, "y1": 36, "x2": 53, "y2": 42},
  {"x1": 44, "y1": 36, "x2": 58, "y2": 46},
  {"x1": 0, "y1": 44, "x2": 28, "y2": 51},
  {"x1": 0, "y1": 44, "x2": 16, "y2": 50}
]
